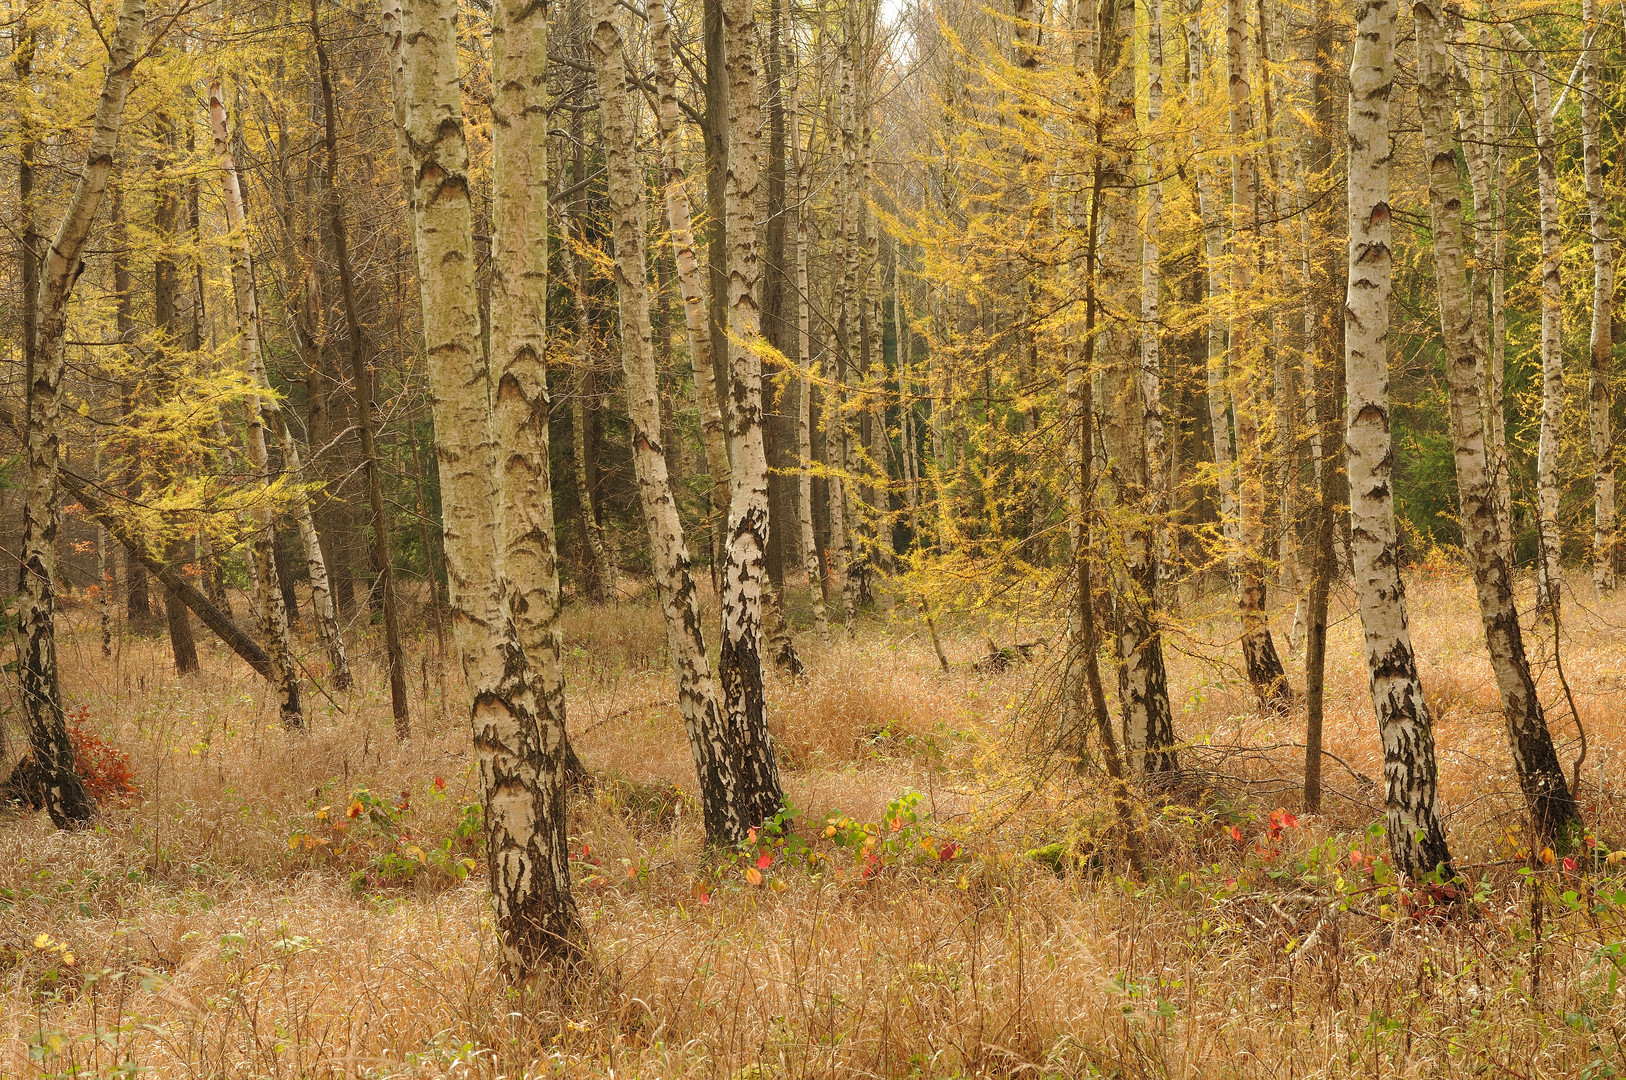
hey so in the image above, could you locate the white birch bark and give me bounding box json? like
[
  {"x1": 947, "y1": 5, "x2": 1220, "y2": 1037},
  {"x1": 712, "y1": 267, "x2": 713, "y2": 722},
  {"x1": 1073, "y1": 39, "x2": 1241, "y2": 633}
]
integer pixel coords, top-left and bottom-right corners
[
  {"x1": 1101, "y1": 0, "x2": 1176, "y2": 773},
  {"x1": 718, "y1": 0, "x2": 786, "y2": 825},
  {"x1": 591, "y1": 0, "x2": 766, "y2": 842},
  {"x1": 397, "y1": 0, "x2": 583, "y2": 973},
  {"x1": 1345, "y1": 0, "x2": 1453, "y2": 878},
  {"x1": 208, "y1": 77, "x2": 305, "y2": 727},
  {"x1": 1580, "y1": 0, "x2": 1615, "y2": 593},
  {"x1": 788, "y1": 58, "x2": 831, "y2": 641},
  {"x1": 1416, "y1": 0, "x2": 1583, "y2": 849},
  {"x1": 649, "y1": 0, "x2": 732, "y2": 542},
  {"x1": 1141, "y1": 0, "x2": 1171, "y2": 609},
  {"x1": 1506, "y1": 28, "x2": 1565, "y2": 612},
  {"x1": 491, "y1": 0, "x2": 575, "y2": 784},
  {"x1": 20, "y1": 0, "x2": 146, "y2": 828}
]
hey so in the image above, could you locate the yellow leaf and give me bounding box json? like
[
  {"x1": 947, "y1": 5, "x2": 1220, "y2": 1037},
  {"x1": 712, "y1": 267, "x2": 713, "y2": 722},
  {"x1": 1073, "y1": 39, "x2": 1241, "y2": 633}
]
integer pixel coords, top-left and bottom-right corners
[
  {"x1": 1540, "y1": 847, "x2": 1555, "y2": 866},
  {"x1": 745, "y1": 866, "x2": 763, "y2": 886},
  {"x1": 34, "y1": 934, "x2": 52, "y2": 949},
  {"x1": 406, "y1": 846, "x2": 426, "y2": 864}
]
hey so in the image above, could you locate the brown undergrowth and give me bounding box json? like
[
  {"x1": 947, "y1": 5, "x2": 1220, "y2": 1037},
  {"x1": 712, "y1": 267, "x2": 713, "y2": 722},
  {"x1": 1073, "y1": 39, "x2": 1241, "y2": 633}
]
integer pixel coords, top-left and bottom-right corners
[{"x1": 3, "y1": 574, "x2": 1626, "y2": 1077}]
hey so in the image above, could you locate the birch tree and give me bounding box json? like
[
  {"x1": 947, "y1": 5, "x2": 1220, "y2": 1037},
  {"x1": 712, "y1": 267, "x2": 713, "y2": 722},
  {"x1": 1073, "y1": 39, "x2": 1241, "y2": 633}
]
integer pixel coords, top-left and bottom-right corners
[
  {"x1": 18, "y1": 0, "x2": 146, "y2": 828},
  {"x1": 718, "y1": 0, "x2": 787, "y2": 826},
  {"x1": 1580, "y1": 0, "x2": 1615, "y2": 594},
  {"x1": 591, "y1": 0, "x2": 780, "y2": 843},
  {"x1": 396, "y1": 0, "x2": 583, "y2": 973},
  {"x1": 1344, "y1": 0, "x2": 1453, "y2": 878},
  {"x1": 1100, "y1": 0, "x2": 1177, "y2": 773},
  {"x1": 1416, "y1": 2, "x2": 1583, "y2": 847}
]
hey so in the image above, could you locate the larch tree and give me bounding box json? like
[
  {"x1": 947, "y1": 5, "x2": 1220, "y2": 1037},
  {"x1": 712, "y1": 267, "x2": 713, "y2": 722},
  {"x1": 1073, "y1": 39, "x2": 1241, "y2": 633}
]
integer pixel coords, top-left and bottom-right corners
[
  {"x1": 1223, "y1": 0, "x2": 1289, "y2": 707},
  {"x1": 207, "y1": 77, "x2": 304, "y2": 729}
]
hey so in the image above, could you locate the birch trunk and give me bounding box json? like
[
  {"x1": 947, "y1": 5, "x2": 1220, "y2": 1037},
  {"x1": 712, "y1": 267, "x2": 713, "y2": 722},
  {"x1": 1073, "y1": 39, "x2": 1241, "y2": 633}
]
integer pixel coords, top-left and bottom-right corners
[
  {"x1": 1099, "y1": 0, "x2": 1176, "y2": 775},
  {"x1": 563, "y1": 214, "x2": 614, "y2": 603},
  {"x1": 1581, "y1": 0, "x2": 1615, "y2": 593},
  {"x1": 396, "y1": 0, "x2": 584, "y2": 973},
  {"x1": 19, "y1": 0, "x2": 145, "y2": 828},
  {"x1": 718, "y1": 0, "x2": 787, "y2": 826},
  {"x1": 1488, "y1": 48, "x2": 1513, "y2": 567},
  {"x1": 492, "y1": 0, "x2": 578, "y2": 788},
  {"x1": 1225, "y1": 0, "x2": 1289, "y2": 705},
  {"x1": 650, "y1": 0, "x2": 731, "y2": 547},
  {"x1": 592, "y1": 0, "x2": 772, "y2": 842},
  {"x1": 1345, "y1": 0, "x2": 1453, "y2": 878},
  {"x1": 208, "y1": 77, "x2": 304, "y2": 728},
  {"x1": 1417, "y1": 4, "x2": 1584, "y2": 846},
  {"x1": 788, "y1": 57, "x2": 831, "y2": 641},
  {"x1": 1512, "y1": 30, "x2": 1565, "y2": 612}
]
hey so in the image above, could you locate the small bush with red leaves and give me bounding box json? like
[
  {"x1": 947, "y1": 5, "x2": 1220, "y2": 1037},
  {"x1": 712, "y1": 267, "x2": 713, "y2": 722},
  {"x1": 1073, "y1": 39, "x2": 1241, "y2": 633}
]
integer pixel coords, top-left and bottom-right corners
[{"x1": 68, "y1": 722, "x2": 137, "y2": 805}]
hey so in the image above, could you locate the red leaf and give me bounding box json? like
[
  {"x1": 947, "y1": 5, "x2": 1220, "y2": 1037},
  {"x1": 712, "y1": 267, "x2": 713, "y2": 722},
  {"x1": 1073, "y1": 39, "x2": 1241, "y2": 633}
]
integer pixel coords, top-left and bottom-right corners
[
  {"x1": 756, "y1": 850, "x2": 773, "y2": 870},
  {"x1": 1563, "y1": 856, "x2": 1578, "y2": 873},
  {"x1": 938, "y1": 842, "x2": 960, "y2": 862},
  {"x1": 433, "y1": 776, "x2": 446, "y2": 792},
  {"x1": 1229, "y1": 825, "x2": 1243, "y2": 843}
]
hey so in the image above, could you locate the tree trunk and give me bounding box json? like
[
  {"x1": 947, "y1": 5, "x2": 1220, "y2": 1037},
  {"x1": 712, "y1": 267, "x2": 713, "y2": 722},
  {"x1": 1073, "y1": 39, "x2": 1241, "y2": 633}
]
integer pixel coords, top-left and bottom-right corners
[
  {"x1": 17, "y1": 0, "x2": 146, "y2": 827},
  {"x1": 1416, "y1": 4, "x2": 1583, "y2": 847},
  {"x1": 1184, "y1": 0, "x2": 1240, "y2": 586},
  {"x1": 716, "y1": 0, "x2": 786, "y2": 827},
  {"x1": 1513, "y1": 30, "x2": 1565, "y2": 613},
  {"x1": 650, "y1": 0, "x2": 730, "y2": 559},
  {"x1": 1101, "y1": 0, "x2": 1176, "y2": 775},
  {"x1": 1141, "y1": 0, "x2": 1172, "y2": 610},
  {"x1": 1225, "y1": 0, "x2": 1289, "y2": 707},
  {"x1": 591, "y1": 0, "x2": 772, "y2": 842},
  {"x1": 491, "y1": 0, "x2": 585, "y2": 790},
  {"x1": 1344, "y1": 0, "x2": 1453, "y2": 879},
  {"x1": 312, "y1": 0, "x2": 409, "y2": 736},
  {"x1": 153, "y1": 113, "x2": 200, "y2": 676},
  {"x1": 1300, "y1": 0, "x2": 1341, "y2": 813},
  {"x1": 1580, "y1": 0, "x2": 1615, "y2": 594},
  {"x1": 787, "y1": 55, "x2": 831, "y2": 642},
  {"x1": 209, "y1": 77, "x2": 304, "y2": 728},
  {"x1": 397, "y1": 0, "x2": 585, "y2": 974}
]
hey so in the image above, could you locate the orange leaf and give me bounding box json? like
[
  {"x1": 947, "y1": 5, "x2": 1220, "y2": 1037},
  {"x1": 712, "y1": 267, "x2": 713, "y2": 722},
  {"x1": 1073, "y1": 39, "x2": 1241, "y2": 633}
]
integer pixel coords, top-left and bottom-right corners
[{"x1": 745, "y1": 866, "x2": 763, "y2": 886}]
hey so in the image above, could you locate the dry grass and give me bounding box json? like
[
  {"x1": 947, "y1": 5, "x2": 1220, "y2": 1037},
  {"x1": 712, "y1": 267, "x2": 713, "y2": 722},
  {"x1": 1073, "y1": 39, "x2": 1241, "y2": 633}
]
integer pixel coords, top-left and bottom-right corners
[{"x1": 4, "y1": 573, "x2": 1626, "y2": 1077}]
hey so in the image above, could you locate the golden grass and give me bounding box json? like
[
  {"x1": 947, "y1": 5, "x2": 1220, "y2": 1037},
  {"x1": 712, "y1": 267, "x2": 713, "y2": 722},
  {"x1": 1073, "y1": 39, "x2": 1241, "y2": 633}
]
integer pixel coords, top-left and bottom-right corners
[{"x1": 4, "y1": 573, "x2": 1626, "y2": 1077}]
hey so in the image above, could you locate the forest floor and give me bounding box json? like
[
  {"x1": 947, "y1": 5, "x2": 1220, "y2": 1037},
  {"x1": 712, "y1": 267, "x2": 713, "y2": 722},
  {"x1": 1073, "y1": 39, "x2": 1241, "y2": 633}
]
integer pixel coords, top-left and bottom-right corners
[{"x1": 4, "y1": 567, "x2": 1626, "y2": 1078}]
